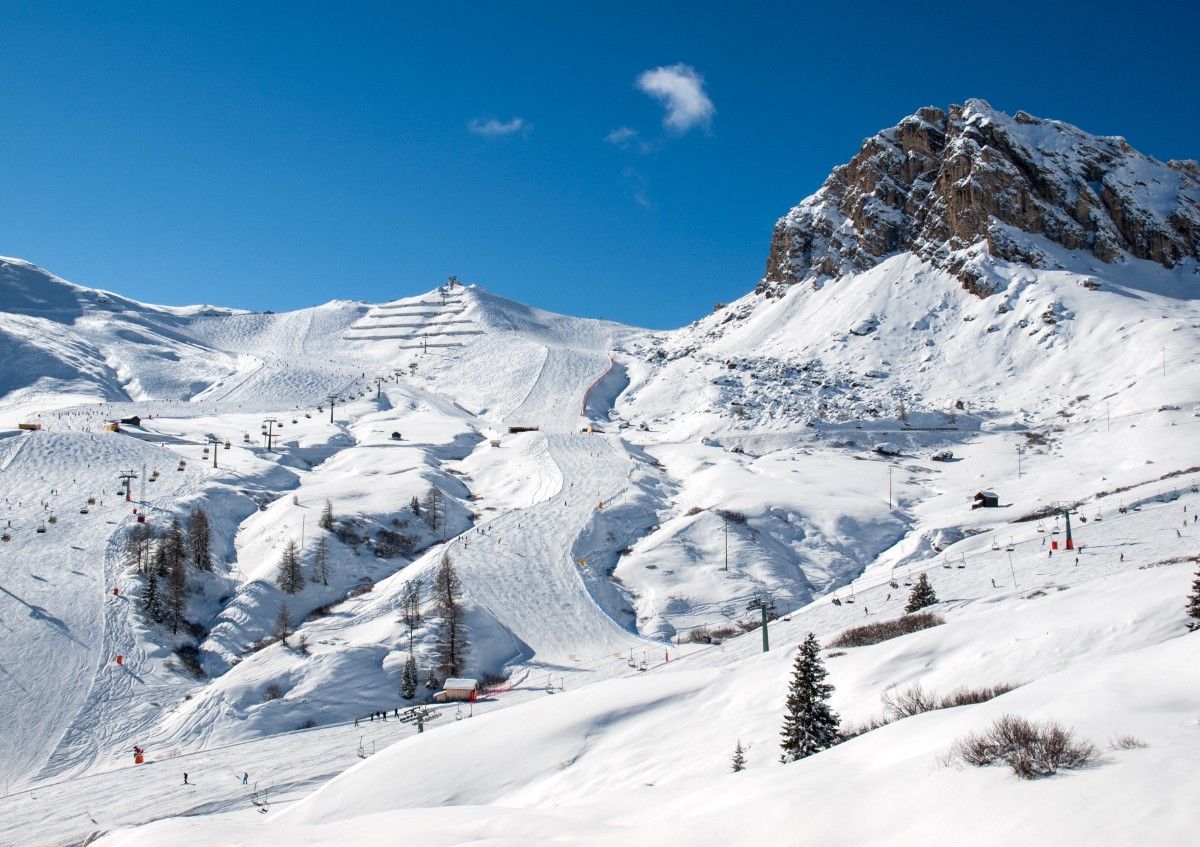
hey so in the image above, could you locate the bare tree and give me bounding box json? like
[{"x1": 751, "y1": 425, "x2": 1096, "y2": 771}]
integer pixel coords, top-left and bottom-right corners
[
  {"x1": 433, "y1": 552, "x2": 468, "y2": 677},
  {"x1": 273, "y1": 603, "x2": 294, "y2": 644},
  {"x1": 318, "y1": 499, "x2": 334, "y2": 531},
  {"x1": 310, "y1": 535, "x2": 331, "y2": 585},
  {"x1": 402, "y1": 578, "x2": 423, "y2": 650}
]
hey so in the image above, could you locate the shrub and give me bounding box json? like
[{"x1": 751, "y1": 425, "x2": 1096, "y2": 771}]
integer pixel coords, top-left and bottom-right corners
[
  {"x1": 1109, "y1": 734, "x2": 1148, "y2": 750},
  {"x1": 952, "y1": 715, "x2": 1098, "y2": 779},
  {"x1": 262, "y1": 682, "x2": 285, "y2": 702},
  {"x1": 828, "y1": 611, "x2": 944, "y2": 648},
  {"x1": 173, "y1": 644, "x2": 206, "y2": 678},
  {"x1": 940, "y1": 682, "x2": 1020, "y2": 708},
  {"x1": 716, "y1": 509, "x2": 747, "y2": 524},
  {"x1": 882, "y1": 683, "x2": 938, "y2": 720},
  {"x1": 685, "y1": 506, "x2": 704, "y2": 516},
  {"x1": 346, "y1": 578, "x2": 374, "y2": 598}
]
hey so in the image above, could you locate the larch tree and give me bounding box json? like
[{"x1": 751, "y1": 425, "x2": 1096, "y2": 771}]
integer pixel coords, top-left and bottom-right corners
[
  {"x1": 186, "y1": 507, "x2": 213, "y2": 572},
  {"x1": 311, "y1": 535, "x2": 331, "y2": 585},
  {"x1": 409, "y1": 495, "x2": 421, "y2": 517},
  {"x1": 125, "y1": 523, "x2": 154, "y2": 574},
  {"x1": 434, "y1": 552, "x2": 467, "y2": 677},
  {"x1": 780, "y1": 633, "x2": 840, "y2": 763},
  {"x1": 401, "y1": 578, "x2": 423, "y2": 650},
  {"x1": 276, "y1": 539, "x2": 304, "y2": 595},
  {"x1": 163, "y1": 518, "x2": 187, "y2": 572},
  {"x1": 905, "y1": 572, "x2": 939, "y2": 613},
  {"x1": 422, "y1": 486, "x2": 444, "y2": 533},
  {"x1": 273, "y1": 603, "x2": 294, "y2": 644}
]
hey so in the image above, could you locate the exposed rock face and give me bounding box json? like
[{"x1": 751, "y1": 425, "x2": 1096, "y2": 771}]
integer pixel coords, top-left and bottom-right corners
[{"x1": 760, "y1": 100, "x2": 1200, "y2": 295}]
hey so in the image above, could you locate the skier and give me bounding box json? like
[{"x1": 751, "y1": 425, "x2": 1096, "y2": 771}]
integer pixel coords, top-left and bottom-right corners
[
  {"x1": 991, "y1": 578, "x2": 997, "y2": 588},
  {"x1": 1120, "y1": 552, "x2": 1124, "y2": 562},
  {"x1": 183, "y1": 772, "x2": 189, "y2": 785},
  {"x1": 242, "y1": 772, "x2": 249, "y2": 785}
]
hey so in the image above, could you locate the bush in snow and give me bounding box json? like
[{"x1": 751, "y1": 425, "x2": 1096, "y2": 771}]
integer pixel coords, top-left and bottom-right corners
[
  {"x1": 952, "y1": 715, "x2": 1098, "y2": 779},
  {"x1": 1109, "y1": 734, "x2": 1148, "y2": 750},
  {"x1": 828, "y1": 611, "x2": 944, "y2": 648},
  {"x1": 780, "y1": 633, "x2": 840, "y2": 763},
  {"x1": 905, "y1": 572, "x2": 938, "y2": 613}
]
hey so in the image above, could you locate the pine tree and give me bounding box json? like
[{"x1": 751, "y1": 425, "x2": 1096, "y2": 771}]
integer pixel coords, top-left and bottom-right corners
[
  {"x1": 434, "y1": 552, "x2": 467, "y2": 677},
  {"x1": 142, "y1": 568, "x2": 163, "y2": 622},
  {"x1": 780, "y1": 633, "x2": 840, "y2": 763},
  {"x1": 273, "y1": 603, "x2": 294, "y2": 644},
  {"x1": 409, "y1": 495, "x2": 421, "y2": 517},
  {"x1": 401, "y1": 653, "x2": 418, "y2": 699},
  {"x1": 422, "y1": 486, "x2": 443, "y2": 533},
  {"x1": 311, "y1": 535, "x2": 331, "y2": 585},
  {"x1": 402, "y1": 578, "x2": 423, "y2": 650},
  {"x1": 731, "y1": 740, "x2": 747, "y2": 773},
  {"x1": 186, "y1": 508, "x2": 213, "y2": 572},
  {"x1": 318, "y1": 499, "x2": 334, "y2": 531},
  {"x1": 165, "y1": 554, "x2": 188, "y2": 635},
  {"x1": 1186, "y1": 561, "x2": 1200, "y2": 632},
  {"x1": 905, "y1": 572, "x2": 938, "y2": 614},
  {"x1": 276, "y1": 539, "x2": 304, "y2": 595},
  {"x1": 425, "y1": 670, "x2": 439, "y2": 691}
]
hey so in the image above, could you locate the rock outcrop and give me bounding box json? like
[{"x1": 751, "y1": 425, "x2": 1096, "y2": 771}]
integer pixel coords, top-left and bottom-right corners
[{"x1": 760, "y1": 99, "x2": 1200, "y2": 295}]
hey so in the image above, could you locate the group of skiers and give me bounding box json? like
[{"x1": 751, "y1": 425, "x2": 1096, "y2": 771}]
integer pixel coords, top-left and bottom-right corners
[{"x1": 354, "y1": 708, "x2": 400, "y2": 726}]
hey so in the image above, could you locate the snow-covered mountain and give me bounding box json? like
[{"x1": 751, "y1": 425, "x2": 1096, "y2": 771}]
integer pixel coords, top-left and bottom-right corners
[{"x1": 0, "y1": 101, "x2": 1197, "y2": 846}]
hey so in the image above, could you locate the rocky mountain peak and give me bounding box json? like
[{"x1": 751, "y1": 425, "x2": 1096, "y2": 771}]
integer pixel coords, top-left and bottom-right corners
[{"x1": 760, "y1": 99, "x2": 1200, "y2": 295}]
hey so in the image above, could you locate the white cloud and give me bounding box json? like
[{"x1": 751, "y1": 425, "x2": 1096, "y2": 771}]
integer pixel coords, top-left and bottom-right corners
[
  {"x1": 635, "y1": 63, "x2": 714, "y2": 133},
  {"x1": 468, "y1": 117, "x2": 532, "y2": 138},
  {"x1": 621, "y1": 166, "x2": 653, "y2": 209},
  {"x1": 605, "y1": 126, "x2": 640, "y2": 148}
]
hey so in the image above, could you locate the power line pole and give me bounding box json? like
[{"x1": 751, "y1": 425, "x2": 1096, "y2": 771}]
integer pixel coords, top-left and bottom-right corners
[
  {"x1": 262, "y1": 418, "x2": 279, "y2": 452},
  {"x1": 1161, "y1": 347, "x2": 1166, "y2": 377},
  {"x1": 746, "y1": 596, "x2": 775, "y2": 653},
  {"x1": 888, "y1": 464, "x2": 894, "y2": 509},
  {"x1": 1016, "y1": 444, "x2": 1024, "y2": 478},
  {"x1": 724, "y1": 517, "x2": 729, "y2": 572}
]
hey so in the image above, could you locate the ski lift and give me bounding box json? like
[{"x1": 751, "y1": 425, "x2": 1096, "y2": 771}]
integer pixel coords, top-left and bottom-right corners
[
  {"x1": 991, "y1": 539, "x2": 1000, "y2": 551},
  {"x1": 831, "y1": 596, "x2": 842, "y2": 607},
  {"x1": 224, "y1": 440, "x2": 231, "y2": 449},
  {"x1": 47, "y1": 515, "x2": 57, "y2": 524},
  {"x1": 1094, "y1": 510, "x2": 1103, "y2": 522},
  {"x1": 1036, "y1": 523, "x2": 1045, "y2": 533},
  {"x1": 956, "y1": 555, "x2": 966, "y2": 569},
  {"x1": 202, "y1": 447, "x2": 209, "y2": 455},
  {"x1": 845, "y1": 587, "x2": 856, "y2": 604},
  {"x1": 305, "y1": 413, "x2": 311, "y2": 419},
  {"x1": 80, "y1": 507, "x2": 89, "y2": 514},
  {"x1": 889, "y1": 580, "x2": 899, "y2": 589},
  {"x1": 638, "y1": 659, "x2": 648, "y2": 672},
  {"x1": 1005, "y1": 538, "x2": 1015, "y2": 552},
  {"x1": 36, "y1": 522, "x2": 46, "y2": 533}
]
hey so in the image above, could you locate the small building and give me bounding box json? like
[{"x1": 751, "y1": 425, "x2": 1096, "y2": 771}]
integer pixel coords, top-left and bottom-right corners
[
  {"x1": 17, "y1": 422, "x2": 42, "y2": 432},
  {"x1": 120, "y1": 415, "x2": 142, "y2": 426},
  {"x1": 972, "y1": 491, "x2": 999, "y2": 509},
  {"x1": 433, "y1": 677, "x2": 478, "y2": 703}
]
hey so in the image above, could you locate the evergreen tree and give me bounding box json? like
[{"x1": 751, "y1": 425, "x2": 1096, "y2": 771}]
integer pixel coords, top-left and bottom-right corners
[
  {"x1": 151, "y1": 540, "x2": 169, "y2": 578},
  {"x1": 731, "y1": 740, "x2": 747, "y2": 773},
  {"x1": 311, "y1": 535, "x2": 331, "y2": 585},
  {"x1": 780, "y1": 633, "x2": 840, "y2": 763},
  {"x1": 434, "y1": 552, "x2": 467, "y2": 676},
  {"x1": 422, "y1": 486, "x2": 443, "y2": 533},
  {"x1": 276, "y1": 539, "x2": 304, "y2": 594},
  {"x1": 318, "y1": 499, "x2": 334, "y2": 531},
  {"x1": 905, "y1": 572, "x2": 939, "y2": 614},
  {"x1": 142, "y1": 568, "x2": 163, "y2": 622},
  {"x1": 425, "y1": 670, "x2": 439, "y2": 691},
  {"x1": 1186, "y1": 561, "x2": 1200, "y2": 632},
  {"x1": 165, "y1": 555, "x2": 188, "y2": 635},
  {"x1": 409, "y1": 495, "x2": 421, "y2": 517},
  {"x1": 401, "y1": 578, "x2": 423, "y2": 650},
  {"x1": 273, "y1": 603, "x2": 294, "y2": 644},
  {"x1": 186, "y1": 507, "x2": 213, "y2": 572},
  {"x1": 401, "y1": 652, "x2": 418, "y2": 699}
]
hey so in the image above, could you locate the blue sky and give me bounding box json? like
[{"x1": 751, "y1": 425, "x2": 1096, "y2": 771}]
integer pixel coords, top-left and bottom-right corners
[{"x1": 1, "y1": 1, "x2": 1195, "y2": 328}]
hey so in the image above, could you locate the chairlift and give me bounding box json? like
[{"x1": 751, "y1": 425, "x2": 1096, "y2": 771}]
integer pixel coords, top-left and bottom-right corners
[
  {"x1": 956, "y1": 555, "x2": 966, "y2": 569},
  {"x1": 36, "y1": 522, "x2": 46, "y2": 534},
  {"x1": 889, "y1": 580, "x2": 899, "y2": 589},
  {"x1": 1005, "y1": 539, "x2": 1015, "y2": 552},
  {"x1": 1036, "y1": 523, "x2": 1045, "y2": 533},
  {"x1": 47, "y1": 515, "x2": 57, "y2": 524},
  {"x1": 224, "y1": 440, "x2": 231, "y2": 449},
  {"x1": 831, "y1": 596, "x2": 843, "y2": 607},
  {"x1": 1093, "y1": 510, "x2": 1103, "y2": 522},
  {"x1": 991, "y1": 539, "x2": 1000, "y2": 551},
  {"x1": 80, "y1": 507, "x2": 89, "y2": 514}
]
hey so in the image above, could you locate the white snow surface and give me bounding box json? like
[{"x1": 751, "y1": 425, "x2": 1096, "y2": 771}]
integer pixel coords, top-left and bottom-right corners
[{"x1": 0, "y1": 242, "x2": 1196, "y2": 845}]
